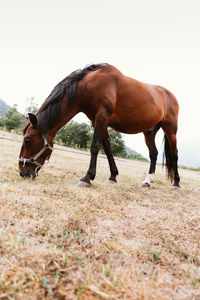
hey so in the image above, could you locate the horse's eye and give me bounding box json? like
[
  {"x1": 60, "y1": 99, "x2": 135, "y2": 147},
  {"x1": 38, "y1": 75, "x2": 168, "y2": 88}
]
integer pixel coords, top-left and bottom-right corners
[{"x1": 24, "y1": 138, "x2": 31, "y2": 145}]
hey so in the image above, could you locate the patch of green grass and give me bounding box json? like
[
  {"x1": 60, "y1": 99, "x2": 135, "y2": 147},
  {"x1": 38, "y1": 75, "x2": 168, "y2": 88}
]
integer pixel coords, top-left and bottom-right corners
[{"x1": 148, "y1": 249, "x2": 161, "y2": 262}]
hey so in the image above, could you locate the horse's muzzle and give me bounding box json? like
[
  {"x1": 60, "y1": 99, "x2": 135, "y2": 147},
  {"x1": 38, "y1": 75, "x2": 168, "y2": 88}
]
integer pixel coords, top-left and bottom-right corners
[{"x1": 19, "y1": 169, "x2": 36, "y2": 179}]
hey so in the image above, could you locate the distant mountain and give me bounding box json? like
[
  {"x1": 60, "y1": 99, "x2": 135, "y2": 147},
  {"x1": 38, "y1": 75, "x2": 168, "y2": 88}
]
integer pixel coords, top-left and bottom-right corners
[
  {"x1": 125, "y1": 146, "x2": 148, "y2": 162},
  {"x1": 0, "y1": 99, "x2": 11, "y2": 118},
  {"x1": 125, "y1": 146, "x2": 138, "y2": 155}
]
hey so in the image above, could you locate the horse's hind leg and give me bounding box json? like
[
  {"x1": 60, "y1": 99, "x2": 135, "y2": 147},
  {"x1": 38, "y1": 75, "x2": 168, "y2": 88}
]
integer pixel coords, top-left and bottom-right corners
[
  {"x1": 141, "y1": 123, "x2": 161, "y2": 187},
  {"x1": 162, "y1": 123, "x2": 180, "y2": 189},
  {"x1": 102, "y1": 129, "x2": 118, "y2": 183}
]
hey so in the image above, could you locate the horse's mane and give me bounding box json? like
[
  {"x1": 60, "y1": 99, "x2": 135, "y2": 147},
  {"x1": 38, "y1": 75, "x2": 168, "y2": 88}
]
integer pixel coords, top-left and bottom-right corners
[{"x1": 36, "y1": 63, "x2": 106, "y2": 135}]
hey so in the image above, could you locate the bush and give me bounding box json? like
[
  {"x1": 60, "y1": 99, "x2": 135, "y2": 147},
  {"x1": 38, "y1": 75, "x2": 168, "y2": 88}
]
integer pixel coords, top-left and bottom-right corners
[
  {"x1": 0, "y1": 107, "x2": 26, "y2": 132},
  {"x1": 55, "y1": 122, "x2": 127, "y2": 157},
  {"x1": 55, "y1": 121, "x2": 92, "y2": 149},
  {"x1": 126, "y1": 153, "x2": 148, "y2": 162},
  {"x1": 105, "y1": 127, "x2": 126, "y2": 157}
]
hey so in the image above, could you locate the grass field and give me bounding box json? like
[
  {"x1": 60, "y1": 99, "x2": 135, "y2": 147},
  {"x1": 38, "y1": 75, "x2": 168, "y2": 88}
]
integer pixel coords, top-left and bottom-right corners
[{"x1": 0, "y1": 130, "x2": 200, "y2": 300}]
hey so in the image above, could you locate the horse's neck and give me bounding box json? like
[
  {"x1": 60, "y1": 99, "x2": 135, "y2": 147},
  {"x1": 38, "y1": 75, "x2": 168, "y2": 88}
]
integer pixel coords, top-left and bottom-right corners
[{"x1": 48, "y1": 101, "x2": 79, "y2": 139}]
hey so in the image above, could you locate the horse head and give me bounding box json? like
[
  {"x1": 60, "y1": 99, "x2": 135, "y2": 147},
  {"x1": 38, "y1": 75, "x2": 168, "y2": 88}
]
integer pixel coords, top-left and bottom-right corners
[{"x1": 18, "y1": 113, "x2": 54, "y2": 179}]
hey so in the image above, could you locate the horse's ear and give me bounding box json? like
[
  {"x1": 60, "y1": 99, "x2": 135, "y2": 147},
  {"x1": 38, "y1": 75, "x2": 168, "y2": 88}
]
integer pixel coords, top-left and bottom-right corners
[{"x1": 28, "y1": 113, "x2": 37, "y2": 129}]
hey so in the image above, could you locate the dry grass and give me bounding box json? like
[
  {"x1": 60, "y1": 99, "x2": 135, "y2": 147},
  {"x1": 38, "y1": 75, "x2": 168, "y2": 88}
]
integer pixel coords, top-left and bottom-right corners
[{"x1": 0, "y1": 130, "x2": 200, "y2": 300}]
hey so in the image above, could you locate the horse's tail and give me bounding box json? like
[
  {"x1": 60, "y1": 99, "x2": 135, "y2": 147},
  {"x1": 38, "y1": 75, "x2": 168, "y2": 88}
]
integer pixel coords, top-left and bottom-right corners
[{"x1": 163, "y1": 134, "x2": 174, "y2": 182}]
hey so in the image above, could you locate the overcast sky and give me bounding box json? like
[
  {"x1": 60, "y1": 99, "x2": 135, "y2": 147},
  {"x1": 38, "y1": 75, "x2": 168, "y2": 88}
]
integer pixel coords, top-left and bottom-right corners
[{"x1": 0, "y1": 0, "x2": 200, "y2": 168}]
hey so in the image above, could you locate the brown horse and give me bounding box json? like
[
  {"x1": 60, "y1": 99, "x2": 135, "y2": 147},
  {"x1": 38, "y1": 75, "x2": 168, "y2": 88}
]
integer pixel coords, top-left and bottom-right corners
[{"x1": 18, "y1": 63, "x2": 180, "y2": 189}]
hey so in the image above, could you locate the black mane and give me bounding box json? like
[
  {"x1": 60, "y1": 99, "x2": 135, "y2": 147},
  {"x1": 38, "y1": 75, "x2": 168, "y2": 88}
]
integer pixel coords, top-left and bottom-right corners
[{"x1": 36, "y1": 63, "x2": 106, "y2": 135}]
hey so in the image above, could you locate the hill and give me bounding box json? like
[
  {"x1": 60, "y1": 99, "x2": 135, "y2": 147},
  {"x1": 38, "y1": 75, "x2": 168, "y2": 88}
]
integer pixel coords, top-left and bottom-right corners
[
  {"x1": 0, "y1": 130, "x2": 200, "y2": 299},
  {"x1": 125, "y1": 145, "x2": 138, "y2": 155},
  {"x1": 0, "y1": 99, "x2": 11, "y2": 117}
]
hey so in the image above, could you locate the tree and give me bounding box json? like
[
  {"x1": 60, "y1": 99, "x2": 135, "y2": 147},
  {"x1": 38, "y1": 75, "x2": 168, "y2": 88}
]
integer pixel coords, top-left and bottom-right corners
[
  {"x1": 55, "y1": 121, "x2": 77, "y2": 146},
  {"x1": 0, "y1": 117, "x2": 3, "y2": 127},
  {"x1": 24, "y1": 97, "x2": 38, "y2": 115},
  {"x1": 107, "y1": 127, "x2": 126, "y2": 157},
  {"x1": 2, "y1": 107, "x2": 26, "y2": 131},
  {"x1": 55, "y1": 122, "x2": 127, "y2": 156},
  {"x1": 73, "y1": 123, "x2": 92, "y2": 149},
  {"x1": 55, "y1": 121, "x2": 92, "y2": 149}
]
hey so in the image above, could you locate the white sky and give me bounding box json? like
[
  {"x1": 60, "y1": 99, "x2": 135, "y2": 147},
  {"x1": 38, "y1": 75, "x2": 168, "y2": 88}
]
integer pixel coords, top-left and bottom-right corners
[{"x1": 0, "y1": 0, "x2": 200, "y2": 168}]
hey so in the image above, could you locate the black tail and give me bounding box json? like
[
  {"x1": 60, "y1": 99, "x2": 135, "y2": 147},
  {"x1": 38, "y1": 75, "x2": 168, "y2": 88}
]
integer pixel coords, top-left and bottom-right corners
[{"x1": 163, "y1": 134, "x2": 174, "y2": 182}]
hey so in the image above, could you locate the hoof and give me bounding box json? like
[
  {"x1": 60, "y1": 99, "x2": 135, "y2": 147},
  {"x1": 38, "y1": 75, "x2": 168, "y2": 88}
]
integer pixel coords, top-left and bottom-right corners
[
  {"x1": 108, "y1": 180, "x2": 117, "y2": 185},
  {"x1": 77, "y1": 181, "x2": 91, "y2": 188},
  {"x1": 173, "y1": 185, "x2": 181, "y2": 190},
  {"x1": 141, "y1": 182, "x2": 150, "y2": 188}
]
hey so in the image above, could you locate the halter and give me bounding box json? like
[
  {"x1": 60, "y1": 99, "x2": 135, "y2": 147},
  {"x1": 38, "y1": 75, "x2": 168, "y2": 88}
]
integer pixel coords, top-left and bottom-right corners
[{"x1": 18, "y1": 136, "x2": 54, "y2": 174}]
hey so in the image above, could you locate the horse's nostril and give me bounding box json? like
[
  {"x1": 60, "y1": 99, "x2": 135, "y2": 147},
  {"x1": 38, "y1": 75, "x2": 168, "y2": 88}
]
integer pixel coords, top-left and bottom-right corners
[{"x1": 19, "y1": 170, "x2": 31, "y2": 178}]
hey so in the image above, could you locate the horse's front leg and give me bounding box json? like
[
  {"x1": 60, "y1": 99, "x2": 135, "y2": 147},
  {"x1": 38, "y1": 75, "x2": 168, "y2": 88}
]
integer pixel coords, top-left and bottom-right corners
[{"x1": 77, "y1": 128, "x2": 102, "y2": 187}]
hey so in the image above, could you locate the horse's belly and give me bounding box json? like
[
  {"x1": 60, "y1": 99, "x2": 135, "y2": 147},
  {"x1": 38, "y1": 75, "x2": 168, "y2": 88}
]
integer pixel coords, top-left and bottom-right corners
[{"x1": 108, "y1": 111, "x2": 162, "y2": 134}]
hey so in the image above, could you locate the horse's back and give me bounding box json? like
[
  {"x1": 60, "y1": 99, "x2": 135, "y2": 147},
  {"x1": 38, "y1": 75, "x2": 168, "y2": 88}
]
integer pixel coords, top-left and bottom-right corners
[
  {"x1": 78, "y1": 64, "x2": 119, "y2": 119},
  {"x1": 105, "y1": 68, "x2": 167, "y2": 133}
]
